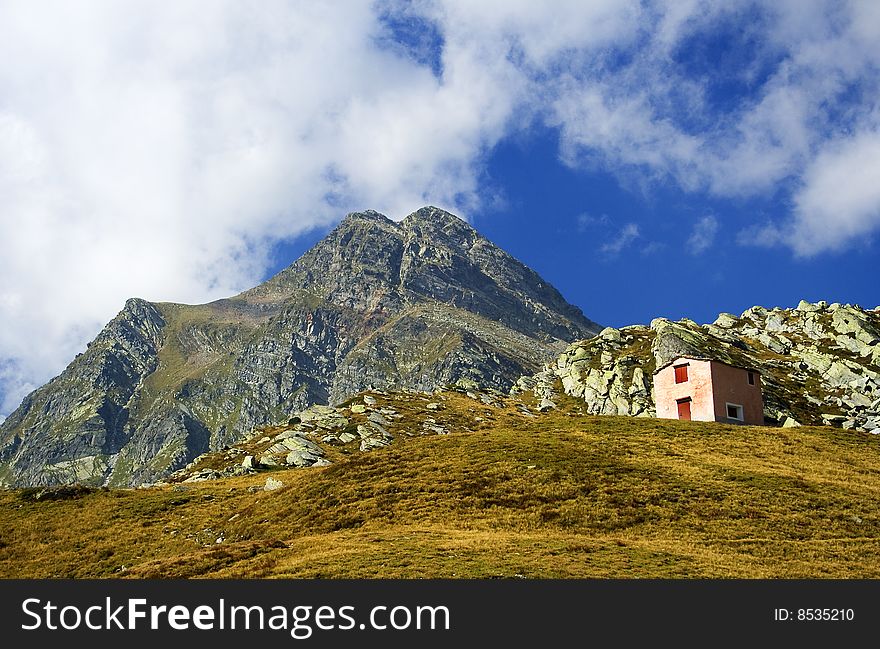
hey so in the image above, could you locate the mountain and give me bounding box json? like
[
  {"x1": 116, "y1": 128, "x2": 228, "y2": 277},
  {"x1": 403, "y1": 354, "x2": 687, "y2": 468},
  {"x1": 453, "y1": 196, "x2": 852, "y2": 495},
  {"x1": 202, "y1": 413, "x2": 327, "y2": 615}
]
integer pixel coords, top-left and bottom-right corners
[
  {"x1": 515, "y1": 300, "x2": 880, "y2": 432},
  {"x1": 0, "y1": 206, "x2": 601, "y2": 487}
]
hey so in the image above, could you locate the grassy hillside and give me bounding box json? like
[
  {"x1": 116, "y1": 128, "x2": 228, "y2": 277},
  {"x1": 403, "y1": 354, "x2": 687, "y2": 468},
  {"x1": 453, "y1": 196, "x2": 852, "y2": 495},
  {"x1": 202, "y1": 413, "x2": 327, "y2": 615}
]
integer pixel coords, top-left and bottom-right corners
[{"x1": 2, "y1": 391, "x2": 879, "y2": 578}]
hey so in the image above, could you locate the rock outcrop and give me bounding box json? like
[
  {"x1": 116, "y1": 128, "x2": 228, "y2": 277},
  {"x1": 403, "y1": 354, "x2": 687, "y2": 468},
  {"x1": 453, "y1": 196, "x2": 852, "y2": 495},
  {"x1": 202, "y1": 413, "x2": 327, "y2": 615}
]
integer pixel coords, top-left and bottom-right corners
[
  {"x1": 0, "y1": 206, "x2": 600, "y2": 487},
  {"x1": 515, "y1": 301, "x2": 880, "y2": 433},
  {"x1": 164, "y1": 386, "x2": 512, "y2": 484}
]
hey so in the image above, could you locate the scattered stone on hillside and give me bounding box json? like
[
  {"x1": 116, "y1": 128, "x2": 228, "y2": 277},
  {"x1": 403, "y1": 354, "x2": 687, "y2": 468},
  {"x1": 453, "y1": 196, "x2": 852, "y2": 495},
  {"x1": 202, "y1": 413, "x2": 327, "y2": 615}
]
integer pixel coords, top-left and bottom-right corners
[
  {"x1": 184, "y1": 469, "x2": 222, "y2": 483},
  {"x1": 426, "y1": 402, "x2": 441, "y2": 410},
  {"x1": 363, "y1": 395, "x2": 377, "y2": 406},
  {"x1": 242, "y1": 455, "x2": 258, "y2": 469},
  {"x1": 367, "y1": 422, "x2": 393, "y2": 440},
  {"x1": 782, "y1": 417, "x2": 801, "y2": 428},
  {"x1": 350, "y1": 403, "x2": 366, "y2": 414},
  {"x1": 368, "y1": 411, "x2": 389, "y2": 427},
  {"x1": 339, "y1": 431, "x2": 357, "y2": 444},
  {"x1": 264, "y1": 477, "x2": 284, "y2": 491},
  {"x1": 360, "y1": 437, "x2": 390, "y2": 451},
  {"x1": 538, "y1": 398, "x2": 557, "y2": 412},
  {"x1": 281, "y1": 436, "x2": 326, "y2": 467},
  {"x1": 514, "y1": 300, "x2": 880, "y2": 432},
  {"x1": 273, "y1": 429, "x2": 306, "y2": 441}
]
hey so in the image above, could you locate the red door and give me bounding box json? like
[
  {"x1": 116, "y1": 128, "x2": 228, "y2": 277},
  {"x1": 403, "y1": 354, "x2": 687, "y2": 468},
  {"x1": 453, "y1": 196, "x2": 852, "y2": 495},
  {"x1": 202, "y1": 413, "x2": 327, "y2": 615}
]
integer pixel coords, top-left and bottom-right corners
[{"x1": 677, "y1": 399, "x2": 691, "y2": 420}]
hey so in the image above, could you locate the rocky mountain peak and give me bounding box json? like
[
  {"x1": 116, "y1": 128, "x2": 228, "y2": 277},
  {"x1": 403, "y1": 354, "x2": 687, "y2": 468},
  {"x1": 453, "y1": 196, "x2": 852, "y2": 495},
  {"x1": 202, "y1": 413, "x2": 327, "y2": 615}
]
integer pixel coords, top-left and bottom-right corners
[
  {"x1": 0, "y1": 206, "x2": 600, "y2": 488},
  {"x1": 338, "y1": 209, "x2": 398, "y2": 229}
]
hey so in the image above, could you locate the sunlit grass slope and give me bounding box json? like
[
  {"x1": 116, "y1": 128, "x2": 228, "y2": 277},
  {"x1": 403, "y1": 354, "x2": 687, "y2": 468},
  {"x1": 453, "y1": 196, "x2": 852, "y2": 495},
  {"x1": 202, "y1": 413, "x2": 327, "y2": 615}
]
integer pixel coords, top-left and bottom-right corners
[{"x1": 2, "y1": 391, "x2": 879, "y2": 578}]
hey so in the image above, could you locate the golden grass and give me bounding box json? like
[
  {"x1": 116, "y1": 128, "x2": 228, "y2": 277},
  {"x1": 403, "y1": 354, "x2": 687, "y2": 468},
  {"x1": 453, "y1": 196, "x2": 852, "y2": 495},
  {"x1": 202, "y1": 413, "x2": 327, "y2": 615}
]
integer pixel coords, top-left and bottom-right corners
[{"x1": 1, "y1": 399, "x2": 879, "y2": 578}]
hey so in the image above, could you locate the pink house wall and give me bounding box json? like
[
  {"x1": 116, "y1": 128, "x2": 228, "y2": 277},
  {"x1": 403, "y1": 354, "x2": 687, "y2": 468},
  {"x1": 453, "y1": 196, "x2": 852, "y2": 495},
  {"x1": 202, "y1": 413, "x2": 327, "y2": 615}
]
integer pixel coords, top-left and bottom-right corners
[
  {"x1": 652, "y1": 357, "x2": 764, "y2": 425},
  {"x1": 709, "y1": 361, "x2": 764, "y2": 425},
  {"x1": 653, "y1": 359, "x2": 716, "y2": 421}
]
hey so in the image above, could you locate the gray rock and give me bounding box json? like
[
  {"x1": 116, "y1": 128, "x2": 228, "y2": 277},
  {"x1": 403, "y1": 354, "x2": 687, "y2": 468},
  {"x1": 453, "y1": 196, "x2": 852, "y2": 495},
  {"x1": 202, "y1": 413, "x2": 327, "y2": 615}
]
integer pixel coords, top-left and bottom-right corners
[
  {"x1": 537, "y1": 398, "x2": 557, "y2": 412},
  {"x1": 360, "y1": 437, "x2": 390, "y2": 451},
  {"x1": 368, "y1": 411, "x2": 389, "y2": 427},
  {"x1": 264, "y1": 477, "x2": 284, "y2": 491},
  {"x1": 366, "y1": 422, "x2": 393, "y2": 440},
  {"x1": 599, "y1": 327, "x2": 621, "y2": 342},
  {"x1": 797, "y1": 300, "x2": 822, "y2": 312},
  {"x1": 714, "y1": 313, "x2": 738, "y2": 328},
  {"x1": 183, "y1": 469, "x2": 221, "y2": 483}
]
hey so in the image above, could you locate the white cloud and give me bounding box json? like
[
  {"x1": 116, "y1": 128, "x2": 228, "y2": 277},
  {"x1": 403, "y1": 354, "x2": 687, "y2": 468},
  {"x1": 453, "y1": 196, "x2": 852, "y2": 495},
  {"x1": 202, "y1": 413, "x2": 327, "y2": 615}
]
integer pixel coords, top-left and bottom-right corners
[
  {"x1": 687, "y1": 215, "x2": 719, "y2": 254},
  {"x1": 789, "y1": 129, "x2": 880, "y2": 255},
  {"x1": 600, "y1": 223, "x2": 640, "y2": 256},
  {"x1": 543, "y1": 1, "x2": 880, "y2": 249},
  {"x1": 0, "y1": 1, "x2": 521, "y2": 415},
  {"x1": 1, "y1": 0, "x2": 879, "y2": 415}
]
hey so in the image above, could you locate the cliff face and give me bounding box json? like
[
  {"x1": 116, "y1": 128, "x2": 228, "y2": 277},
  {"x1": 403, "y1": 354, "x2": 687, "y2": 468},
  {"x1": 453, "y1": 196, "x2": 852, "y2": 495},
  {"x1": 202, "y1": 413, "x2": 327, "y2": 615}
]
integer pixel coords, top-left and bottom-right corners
[
  {"x1": 0, "y1": 206, "x2": 600, "y2": 487},
  {"x1": 515, "y1": 300, "x2": 880, "y2": 433}
]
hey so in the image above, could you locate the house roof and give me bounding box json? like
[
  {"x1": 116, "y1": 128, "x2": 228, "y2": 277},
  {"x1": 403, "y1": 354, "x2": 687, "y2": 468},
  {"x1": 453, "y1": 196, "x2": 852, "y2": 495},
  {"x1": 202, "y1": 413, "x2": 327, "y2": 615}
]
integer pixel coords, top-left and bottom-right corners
[{"x1": 653, "y1": 355, "x2": 762, "y2": 375}]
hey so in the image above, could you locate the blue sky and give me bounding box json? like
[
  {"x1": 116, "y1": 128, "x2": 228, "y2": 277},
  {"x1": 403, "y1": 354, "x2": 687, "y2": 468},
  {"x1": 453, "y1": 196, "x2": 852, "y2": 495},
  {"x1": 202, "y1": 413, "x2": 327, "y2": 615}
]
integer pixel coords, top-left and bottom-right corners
[{"x1": 1, "y1": 1, "x2": 879, "y2": 416}]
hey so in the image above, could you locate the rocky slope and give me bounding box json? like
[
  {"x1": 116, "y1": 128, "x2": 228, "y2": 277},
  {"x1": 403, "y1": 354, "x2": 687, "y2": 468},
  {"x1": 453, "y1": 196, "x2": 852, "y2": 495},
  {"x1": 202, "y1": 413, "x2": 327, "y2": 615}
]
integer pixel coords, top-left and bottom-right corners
[
  {"x1": 164, "y1": 386, "x2": 512, "y2": 485},
  {"x1": 0, "y1": 207, "x2": 600, "y2": 487},
  {"x1": 514, "y1": 300, "x2": 880, "y2": 433}
]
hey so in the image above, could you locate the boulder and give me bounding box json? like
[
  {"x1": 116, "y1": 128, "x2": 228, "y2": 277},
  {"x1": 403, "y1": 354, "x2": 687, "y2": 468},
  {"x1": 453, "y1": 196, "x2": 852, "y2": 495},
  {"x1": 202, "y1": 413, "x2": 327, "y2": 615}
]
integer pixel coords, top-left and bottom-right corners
[
  {"x1": 796, "y1": 300, "x2": 822, "y2": 313},
  {"x1": 537, "y1": 398, "x2": 557, "y2": 412},
  {"x1": 599, "y1": 327, "x2": 622, "y2": 343},
  {"x1": 360, "y1": 437, "x2": 390, "y2": 451},
  {"x1": 713, "y1": 313, "x2": 738, "y2": 328},
  {"x1": 264, "y1": 477, "x2": 284, "y2": 491}
]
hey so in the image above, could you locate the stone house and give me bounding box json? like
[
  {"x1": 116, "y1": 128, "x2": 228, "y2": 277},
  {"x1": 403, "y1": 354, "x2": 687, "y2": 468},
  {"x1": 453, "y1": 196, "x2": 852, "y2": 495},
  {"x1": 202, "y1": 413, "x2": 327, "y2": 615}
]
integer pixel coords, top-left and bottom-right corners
[{"x1": 652, "y1": 356, "x2": 764, "y2": 425}]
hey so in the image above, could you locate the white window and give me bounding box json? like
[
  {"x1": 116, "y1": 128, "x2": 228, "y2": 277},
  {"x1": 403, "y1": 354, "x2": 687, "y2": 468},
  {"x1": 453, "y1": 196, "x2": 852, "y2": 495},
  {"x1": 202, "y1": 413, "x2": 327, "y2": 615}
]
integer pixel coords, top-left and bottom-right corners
[{"x1": 726, "y1": 403, "x2": 744, "y2": 421}]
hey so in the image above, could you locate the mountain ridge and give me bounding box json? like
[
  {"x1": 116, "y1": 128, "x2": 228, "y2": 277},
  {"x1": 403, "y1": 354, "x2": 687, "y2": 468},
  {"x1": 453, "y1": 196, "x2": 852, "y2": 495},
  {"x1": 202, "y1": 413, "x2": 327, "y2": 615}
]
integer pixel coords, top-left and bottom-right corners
[{"x1": 0, "y1": 206, "x2": 601, "y2": 487}]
